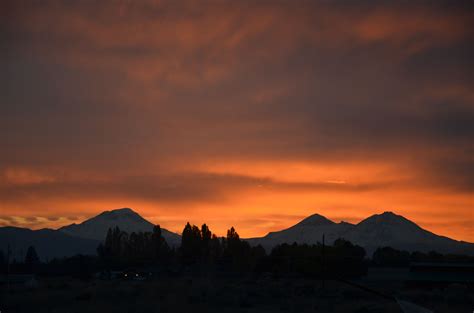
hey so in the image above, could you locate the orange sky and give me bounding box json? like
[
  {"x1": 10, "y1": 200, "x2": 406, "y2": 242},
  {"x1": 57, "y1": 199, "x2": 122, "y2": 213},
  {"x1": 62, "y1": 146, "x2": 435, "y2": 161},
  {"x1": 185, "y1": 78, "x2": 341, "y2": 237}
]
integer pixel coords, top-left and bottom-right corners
[{"x1": 1, "y1": 1, "x2": 473, "y2": 241}]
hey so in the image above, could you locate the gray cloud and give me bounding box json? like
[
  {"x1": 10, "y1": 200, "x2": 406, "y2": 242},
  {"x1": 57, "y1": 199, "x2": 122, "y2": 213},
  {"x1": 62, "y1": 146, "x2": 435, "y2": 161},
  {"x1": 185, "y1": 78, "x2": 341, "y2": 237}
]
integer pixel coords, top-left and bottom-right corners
[
  {"x1": 0, "y1": 172, "x2": 393, "y2": 206},
  {"x1": 1, "y1": 0, "x2": 473, "y2": 238}
]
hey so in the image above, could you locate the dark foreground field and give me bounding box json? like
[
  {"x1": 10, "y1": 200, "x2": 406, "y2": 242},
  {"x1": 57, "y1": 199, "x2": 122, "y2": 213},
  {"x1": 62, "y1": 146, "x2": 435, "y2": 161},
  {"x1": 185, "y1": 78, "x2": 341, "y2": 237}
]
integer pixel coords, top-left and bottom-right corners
[{"x1": 1, "y1": 274, "x2": 472, "y2": 313}]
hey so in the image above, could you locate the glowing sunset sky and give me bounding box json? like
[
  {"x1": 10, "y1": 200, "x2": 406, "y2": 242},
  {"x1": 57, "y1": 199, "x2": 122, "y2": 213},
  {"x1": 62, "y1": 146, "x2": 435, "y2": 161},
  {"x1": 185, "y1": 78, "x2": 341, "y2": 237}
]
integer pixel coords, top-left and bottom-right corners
[{"x1": 1, "y1": 1, "x2": 473, "y2": 241}]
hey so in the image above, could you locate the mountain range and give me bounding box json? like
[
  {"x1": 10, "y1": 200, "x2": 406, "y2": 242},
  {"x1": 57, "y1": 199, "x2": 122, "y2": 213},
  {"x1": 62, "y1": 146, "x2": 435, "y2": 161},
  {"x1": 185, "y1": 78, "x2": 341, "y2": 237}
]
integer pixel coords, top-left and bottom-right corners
[
  {"x1": 1, "y1": 208, "x2": 473, "y2": 261},
  {"x1": 246, "y1": 211, "x2": 474, "y2": 256}
]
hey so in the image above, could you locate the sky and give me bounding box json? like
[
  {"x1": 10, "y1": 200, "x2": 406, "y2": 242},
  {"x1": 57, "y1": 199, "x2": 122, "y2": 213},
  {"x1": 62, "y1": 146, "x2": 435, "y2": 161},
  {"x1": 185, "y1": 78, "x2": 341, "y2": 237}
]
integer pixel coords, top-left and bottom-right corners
[{"x1": 1, "y1": 0, "x2": 473, "y2": 241}]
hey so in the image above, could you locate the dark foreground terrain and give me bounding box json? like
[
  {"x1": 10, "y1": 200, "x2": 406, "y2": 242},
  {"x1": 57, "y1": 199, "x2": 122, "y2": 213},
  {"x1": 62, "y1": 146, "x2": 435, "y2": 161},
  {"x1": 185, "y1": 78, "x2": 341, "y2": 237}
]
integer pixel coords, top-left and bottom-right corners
[
  {"x1": 2, "y1": 223, "x2": 473, "y2": 312},
  {"x1": 1, "y1": 274, "x2": 473, "y2": 313}
]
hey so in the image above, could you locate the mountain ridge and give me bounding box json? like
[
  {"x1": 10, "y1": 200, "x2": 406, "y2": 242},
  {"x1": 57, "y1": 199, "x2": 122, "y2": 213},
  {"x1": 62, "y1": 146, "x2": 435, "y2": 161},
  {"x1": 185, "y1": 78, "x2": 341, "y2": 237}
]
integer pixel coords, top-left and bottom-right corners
[
  {"x1": 0, "y1": 226, "x2": 99, "y2": 261},
  {"x1": 247, "y1": 211, "x2": 474, "y2": 256},
  {"x1": 59, "y1": 208, "x2": 181, "y2": 246},
  {"x1": 294, "y1": 213, "x2": 335, "y2": 227},
  {"x1": 1, "y1": 209, "x2": 473, "y2": 260}
]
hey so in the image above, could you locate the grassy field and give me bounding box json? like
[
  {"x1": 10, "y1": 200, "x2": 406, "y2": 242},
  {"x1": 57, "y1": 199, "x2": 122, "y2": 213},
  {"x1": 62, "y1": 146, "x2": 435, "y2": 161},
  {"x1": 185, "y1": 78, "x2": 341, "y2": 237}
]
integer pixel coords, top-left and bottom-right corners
[{"x1": 1, "y1": 274, "x2": 472, "y2": 313}]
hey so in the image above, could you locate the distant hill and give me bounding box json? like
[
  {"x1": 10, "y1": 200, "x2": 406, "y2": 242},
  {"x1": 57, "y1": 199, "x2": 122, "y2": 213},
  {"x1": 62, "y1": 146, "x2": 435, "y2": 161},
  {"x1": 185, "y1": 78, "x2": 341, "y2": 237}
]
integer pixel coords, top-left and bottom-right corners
[
  {"x1": 0, "y1": 226, "x2": 99, "y2": 261},
  {"x1": 247, "y1": 212, "x2": 474, "y2": 256},
  {"x1": 59, "y1": 208, "x2": 181, "y2": 247}
]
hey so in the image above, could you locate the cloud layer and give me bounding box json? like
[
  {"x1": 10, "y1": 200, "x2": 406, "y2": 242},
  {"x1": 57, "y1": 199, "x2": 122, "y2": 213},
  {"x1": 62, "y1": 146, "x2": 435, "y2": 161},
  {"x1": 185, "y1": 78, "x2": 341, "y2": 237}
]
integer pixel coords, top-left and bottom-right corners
[{"x1": 1, "y1": 0, "x2": 473, "y2": 240}]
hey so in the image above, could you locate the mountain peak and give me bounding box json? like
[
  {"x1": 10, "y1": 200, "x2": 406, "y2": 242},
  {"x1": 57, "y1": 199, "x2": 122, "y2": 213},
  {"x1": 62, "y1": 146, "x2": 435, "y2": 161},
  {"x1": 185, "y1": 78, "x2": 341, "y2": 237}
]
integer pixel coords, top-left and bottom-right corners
[
  {"x1": 357, "y1": 211, "x2": 419, "y2": 228},
  {"x1": 96, "y1": 208, "x2": 142, "y2": 220},
  {"x1": 380, "y1": 211, "x2": 397, "y2": 217},
  {"x1": 101, "y1": 207, "x2": 136, "y2": 214},
  {"x1": 59, "y1": 207, "x2": 153, "y2": 237},
  {"x1": 374, "y1": 211, "x2": 399, "y2": 220},
  {"x1": 296, "y1": 213, "x2": 335, "y2": 227},
  {"x1": 59, "y1": 208, "x2": 181, "y2": 246},
  {"x1": 116, "y1": 207, "x2": 134, "y2": 212},
  {"x1": 374, "y1": 211, "x2": 405, "y2": 220}
]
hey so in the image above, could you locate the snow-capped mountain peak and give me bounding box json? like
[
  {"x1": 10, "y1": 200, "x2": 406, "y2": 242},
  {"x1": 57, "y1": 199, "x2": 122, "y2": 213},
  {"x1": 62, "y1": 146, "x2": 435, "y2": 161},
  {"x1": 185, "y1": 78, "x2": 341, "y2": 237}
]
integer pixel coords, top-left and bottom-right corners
[
  {"x1": 94, "y1": 207, "x2": 146, "y2": 222},
  {"x1": 295, "y1": 213, "x2": 335, "y2": 227},
  {"x1": 356, "y1": 211, "x2": 421, "y2": 231},
  {"x1": 59, "y1": 208, "x2": 180, "y2": 246}
]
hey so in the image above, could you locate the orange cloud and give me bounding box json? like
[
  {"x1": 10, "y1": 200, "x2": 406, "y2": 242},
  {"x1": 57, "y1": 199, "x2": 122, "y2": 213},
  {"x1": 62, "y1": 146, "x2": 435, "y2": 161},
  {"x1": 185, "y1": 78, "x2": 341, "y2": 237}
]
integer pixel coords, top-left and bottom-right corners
[{"x1": 1, "y1": 0, "x2": 473, "y2": 242}]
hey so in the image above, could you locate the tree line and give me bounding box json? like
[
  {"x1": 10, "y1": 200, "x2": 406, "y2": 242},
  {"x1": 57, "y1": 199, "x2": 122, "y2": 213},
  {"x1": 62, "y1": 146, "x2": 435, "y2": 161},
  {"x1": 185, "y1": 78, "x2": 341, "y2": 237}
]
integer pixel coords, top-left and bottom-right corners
[
  {"x1": 94, "y1": 222, "x2": 366, "y2": 277},
  {"x1": 372, "y1": 246, "x2": 474, "y2": 267},
  {"x1": 2, "y1": 223, "x2": 473, "y2": 278},
  {"x1": 95, "y1": 223, "x2": 267, "y2": 272},
  {"x1": 97, "y1": 225, "x2": 171, "y2": 264}
]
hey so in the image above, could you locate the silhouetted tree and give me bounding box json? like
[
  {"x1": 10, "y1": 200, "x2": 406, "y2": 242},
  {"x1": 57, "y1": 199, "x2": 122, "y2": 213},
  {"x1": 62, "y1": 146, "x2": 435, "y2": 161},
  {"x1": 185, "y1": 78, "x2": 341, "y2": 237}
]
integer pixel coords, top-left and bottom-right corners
[
  {"x1": 151, "y1": 225, "x2": 170, "y2": 262},
  {"x1": 227, "y1": 226, "x2": 239, "y2": 241},
  {"x1": 209, "y1": 234, "x2": 222, "y2": 262},
  {"x1": 201, "y1": 224, "x2": 211, "y2": 260},
  {"x1": 113, "y1": 226, "x2": 126, "y2": 257},
  {"x1": 0, "y1": 250, "x2": 6, "y2": 274},
  {"x1": 99, "y1": 226, "x2": 126, "y2": 261},
  {"x1": 372, "y1": 247, "x2": 410, "y2": 267},
  {"x1": 266, "y1": 239, "x2": 367, "y2": 277},
  {"x1": 25, "y1": 245, "x2": 40, "y2": 264},
  {"x1": 223, "y1": 226, "x2": 254, "y2": 270},
  {"x1": 98, "y1": 224, "x2": 171, "y2": 266},
  {"x1": 333, "y1": 238, "x2": 366, "y2": 259},
  {"x1": 180, "y1": 222, "x2": 203, "y2": 264},
  {"x1": 97, "y1": 243, "x2": 106, "y2": 259},
  {"x1": 329, "y1": 238, "x2": 367, "y2": 276},
  {"x1": 24, "y1": 245, "x2": 40, "y2": 273}
]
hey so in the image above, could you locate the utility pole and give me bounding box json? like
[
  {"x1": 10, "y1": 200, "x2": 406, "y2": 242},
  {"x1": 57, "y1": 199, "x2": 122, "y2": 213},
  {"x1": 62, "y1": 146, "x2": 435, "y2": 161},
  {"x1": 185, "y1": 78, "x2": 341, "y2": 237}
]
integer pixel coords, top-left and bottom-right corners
[
  {"x1": 322, "y1": 234, "x2": 325, "y2": 291},
  {"x1": 7, "y1": 243, "x2": 11, "y2": 293}
]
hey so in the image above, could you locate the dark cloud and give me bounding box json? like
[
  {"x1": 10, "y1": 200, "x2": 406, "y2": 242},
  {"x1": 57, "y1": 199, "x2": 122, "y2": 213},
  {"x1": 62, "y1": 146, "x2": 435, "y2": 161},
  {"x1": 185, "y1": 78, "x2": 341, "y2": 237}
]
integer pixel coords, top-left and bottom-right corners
[
  {"x1": 1, "y1": 0, "x2": 473, "y2": 239},
  {"x1": 425, "y1": 158, "x2": 474, "y2": 193},
  {"x1": 0, "y1": 172, "x2": 392, "y2": 206}
]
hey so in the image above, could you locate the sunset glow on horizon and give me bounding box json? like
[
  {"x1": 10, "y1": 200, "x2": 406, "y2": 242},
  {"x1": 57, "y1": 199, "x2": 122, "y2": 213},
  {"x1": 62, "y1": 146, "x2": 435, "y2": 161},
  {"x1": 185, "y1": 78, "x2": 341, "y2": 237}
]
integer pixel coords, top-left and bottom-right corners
[{"x1": 1, "y1": 1, "x2": 473, "y2": 241}]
